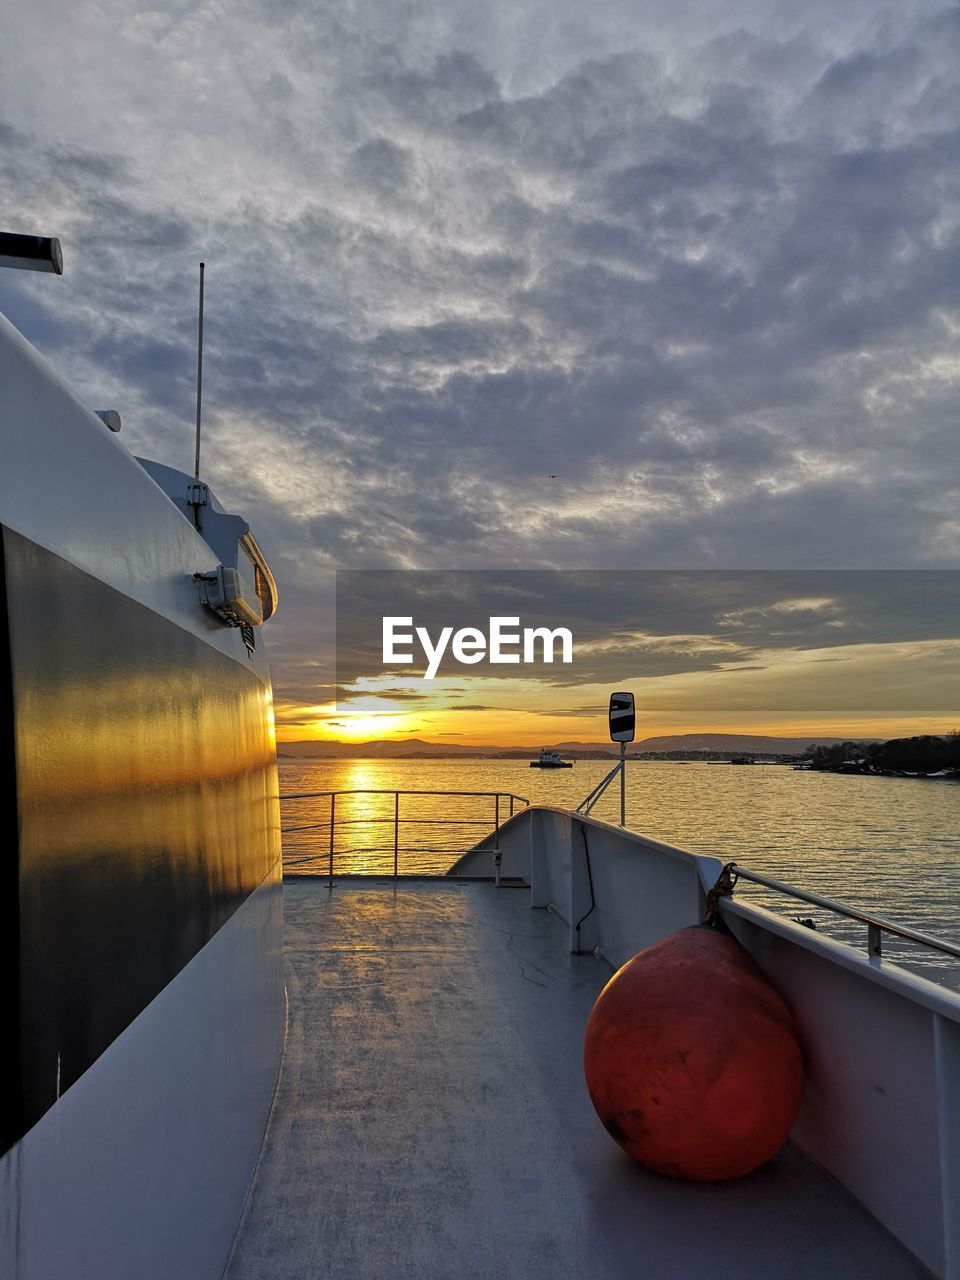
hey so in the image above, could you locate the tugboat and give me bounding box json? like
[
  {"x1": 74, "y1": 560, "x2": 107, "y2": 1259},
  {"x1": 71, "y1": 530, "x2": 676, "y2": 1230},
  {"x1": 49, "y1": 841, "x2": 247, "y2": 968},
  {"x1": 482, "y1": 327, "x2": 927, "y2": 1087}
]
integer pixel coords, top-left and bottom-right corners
[{"x1": 530, "y1": 746, "x2": 574, "y2": 768}]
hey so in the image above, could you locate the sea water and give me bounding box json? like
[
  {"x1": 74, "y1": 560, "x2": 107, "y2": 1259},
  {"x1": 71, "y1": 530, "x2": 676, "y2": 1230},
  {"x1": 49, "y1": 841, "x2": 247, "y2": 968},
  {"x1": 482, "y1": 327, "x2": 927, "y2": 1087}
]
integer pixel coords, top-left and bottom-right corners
[{"x1": 279, "y1": 757, "x2": 960, "y2": 991}]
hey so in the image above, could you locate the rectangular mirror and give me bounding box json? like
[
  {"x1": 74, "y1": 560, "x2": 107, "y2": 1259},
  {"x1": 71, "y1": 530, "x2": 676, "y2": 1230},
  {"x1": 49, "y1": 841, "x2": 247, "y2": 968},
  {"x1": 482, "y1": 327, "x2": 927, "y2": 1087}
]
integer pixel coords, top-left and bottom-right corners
[{"x1": 609, "y1": 691, "x2": 635, "y2": 742}]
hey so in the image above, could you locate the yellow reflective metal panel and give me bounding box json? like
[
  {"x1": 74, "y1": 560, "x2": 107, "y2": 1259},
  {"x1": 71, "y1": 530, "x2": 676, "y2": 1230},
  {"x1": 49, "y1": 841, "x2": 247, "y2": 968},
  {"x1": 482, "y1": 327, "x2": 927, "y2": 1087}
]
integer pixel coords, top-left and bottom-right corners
[{"x1": 2, "y1": 527, "x2": 280, "y2": 1148}]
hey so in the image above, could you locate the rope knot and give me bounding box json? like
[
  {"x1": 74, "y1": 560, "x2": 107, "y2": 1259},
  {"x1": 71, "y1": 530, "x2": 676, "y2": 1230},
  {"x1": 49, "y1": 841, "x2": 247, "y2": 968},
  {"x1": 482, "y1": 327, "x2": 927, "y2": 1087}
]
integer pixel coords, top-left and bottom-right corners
[{"x1": 704, "y1": 862, "x2": 739, "y2": 926}]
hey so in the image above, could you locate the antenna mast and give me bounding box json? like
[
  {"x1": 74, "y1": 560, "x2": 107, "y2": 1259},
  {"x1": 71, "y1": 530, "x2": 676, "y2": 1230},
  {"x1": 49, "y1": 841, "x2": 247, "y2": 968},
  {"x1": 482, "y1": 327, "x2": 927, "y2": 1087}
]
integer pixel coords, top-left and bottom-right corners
[{"x1": 194, "y1": 261, "x2": 205, "y2": 479}]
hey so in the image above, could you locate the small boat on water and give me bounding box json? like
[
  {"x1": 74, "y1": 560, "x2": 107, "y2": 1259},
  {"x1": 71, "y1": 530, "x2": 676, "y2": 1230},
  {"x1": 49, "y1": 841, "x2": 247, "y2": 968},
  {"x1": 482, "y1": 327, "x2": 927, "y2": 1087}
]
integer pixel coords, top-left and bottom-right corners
[{"x1": 530, "y1": 747, "x2": 574, "y2": 768}]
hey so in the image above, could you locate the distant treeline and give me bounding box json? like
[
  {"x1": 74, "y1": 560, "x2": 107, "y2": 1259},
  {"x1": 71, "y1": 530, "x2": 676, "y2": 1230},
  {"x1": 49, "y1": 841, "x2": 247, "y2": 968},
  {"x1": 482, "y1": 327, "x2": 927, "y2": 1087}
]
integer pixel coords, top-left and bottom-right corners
[
  {"x1": 804, "y1": 733, "x2": 960, "y2": 776},
  {"x1": 635, "y1": 750, "x2": 788, "y2": 762}
]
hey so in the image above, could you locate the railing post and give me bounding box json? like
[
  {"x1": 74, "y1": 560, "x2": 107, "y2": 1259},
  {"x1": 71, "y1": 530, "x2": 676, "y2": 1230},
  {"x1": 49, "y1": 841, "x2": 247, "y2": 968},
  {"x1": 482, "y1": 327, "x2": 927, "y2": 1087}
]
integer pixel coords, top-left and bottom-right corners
[
  {"x1": 494, "y1": 794, "x2": 501, "y2": 887},
  {"x1": 509, "y1": 794, "x2": 514, "y2": 818},
  {"x1": 620, "y1": 741, "x2": 626, "y2": 827},
  {"x1": 394, "y1": 792, "x2": 400, "y2": 881},
  {"x1": 868, "y1": 923, "x2": 882, "y2": 957},
  {"x1": 329, "y1": 792, "x2": 336, "y2": 889}
]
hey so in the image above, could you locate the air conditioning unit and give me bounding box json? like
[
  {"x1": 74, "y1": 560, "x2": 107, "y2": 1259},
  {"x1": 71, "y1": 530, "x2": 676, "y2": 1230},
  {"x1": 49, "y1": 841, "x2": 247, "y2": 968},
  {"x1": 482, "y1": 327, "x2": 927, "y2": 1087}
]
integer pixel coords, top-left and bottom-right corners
[{"x1": 195, "y1": 565, "x2": 264, "y2": 628}]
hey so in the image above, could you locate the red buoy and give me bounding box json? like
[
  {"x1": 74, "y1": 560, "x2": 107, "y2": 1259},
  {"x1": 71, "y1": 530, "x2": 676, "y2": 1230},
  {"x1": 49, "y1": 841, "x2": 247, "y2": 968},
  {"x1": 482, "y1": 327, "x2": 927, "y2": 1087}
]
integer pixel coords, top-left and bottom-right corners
[{"x1": 583, "y1": 926, "x2": 804, "y2": 1181}]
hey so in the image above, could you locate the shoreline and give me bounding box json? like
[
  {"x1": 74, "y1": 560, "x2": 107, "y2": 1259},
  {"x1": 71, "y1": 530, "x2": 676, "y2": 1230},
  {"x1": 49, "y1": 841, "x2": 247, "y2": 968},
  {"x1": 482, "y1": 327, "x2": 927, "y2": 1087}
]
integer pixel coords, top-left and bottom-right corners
[
  {"x1": 278, "y1": 754, "x2": 960, "y2": 780},
  {"x1": 798, "y1": 764, "x2": 960, "y2": 782}
]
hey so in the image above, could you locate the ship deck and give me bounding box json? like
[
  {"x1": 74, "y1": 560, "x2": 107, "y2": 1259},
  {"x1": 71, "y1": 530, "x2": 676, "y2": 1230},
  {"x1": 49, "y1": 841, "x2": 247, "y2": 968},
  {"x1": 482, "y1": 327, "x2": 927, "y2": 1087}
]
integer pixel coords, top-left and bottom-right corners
[{"x1": 225, "y1": 877, "x2": 928, "y2": 1280}]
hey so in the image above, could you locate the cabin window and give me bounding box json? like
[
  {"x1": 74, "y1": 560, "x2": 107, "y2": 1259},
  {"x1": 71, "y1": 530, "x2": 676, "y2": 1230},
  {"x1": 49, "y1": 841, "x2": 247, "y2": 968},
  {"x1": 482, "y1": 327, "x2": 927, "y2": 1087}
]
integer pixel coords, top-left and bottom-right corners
[{"x1": 254, "y1": 564, "x2": 274, "y2": 621}]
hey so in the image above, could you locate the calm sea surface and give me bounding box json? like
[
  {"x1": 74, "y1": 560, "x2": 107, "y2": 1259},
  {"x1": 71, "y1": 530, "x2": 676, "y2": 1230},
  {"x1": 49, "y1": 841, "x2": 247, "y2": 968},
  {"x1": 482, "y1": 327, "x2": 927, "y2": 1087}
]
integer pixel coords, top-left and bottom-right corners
[{"x1": 279, "y1": 757, "x2": 960, "y2": 991}]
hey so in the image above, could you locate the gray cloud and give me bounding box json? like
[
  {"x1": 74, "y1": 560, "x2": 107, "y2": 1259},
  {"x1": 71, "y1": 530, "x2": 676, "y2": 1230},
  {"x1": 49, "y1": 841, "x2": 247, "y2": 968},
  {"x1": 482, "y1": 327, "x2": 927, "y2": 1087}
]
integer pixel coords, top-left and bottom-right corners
[
  {"x1": 1, "y1": 1, "x2": 958, "y2": 719},
  {"x1": 349, "y1": 137, "x2": 413, "y2": 195},
  {"x1": 334, "y1": 569, "x2": 960, "y2": 690}
]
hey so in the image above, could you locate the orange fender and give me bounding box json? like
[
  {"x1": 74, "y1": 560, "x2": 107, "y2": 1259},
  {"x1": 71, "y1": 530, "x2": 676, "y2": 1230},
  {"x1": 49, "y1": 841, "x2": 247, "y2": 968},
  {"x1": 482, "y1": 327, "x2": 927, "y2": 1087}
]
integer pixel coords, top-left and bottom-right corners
[{"x1": 583, "y1": 926, "x2": 804, "y2": 1181}]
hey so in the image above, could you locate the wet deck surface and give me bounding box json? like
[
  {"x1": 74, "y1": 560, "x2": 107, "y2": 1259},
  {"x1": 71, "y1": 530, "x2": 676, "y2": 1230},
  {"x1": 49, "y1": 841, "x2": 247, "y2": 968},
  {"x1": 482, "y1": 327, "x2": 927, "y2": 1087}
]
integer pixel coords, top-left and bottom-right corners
[{"x1": 225, "y1": 877, "x2": 928, "y2": 1280}]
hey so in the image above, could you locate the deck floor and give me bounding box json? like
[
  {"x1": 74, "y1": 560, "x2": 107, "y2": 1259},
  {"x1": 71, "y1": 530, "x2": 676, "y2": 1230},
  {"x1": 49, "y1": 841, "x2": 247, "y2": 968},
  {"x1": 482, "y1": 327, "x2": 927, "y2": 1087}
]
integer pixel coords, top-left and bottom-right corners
[{"x1": 225, "y1": 877, "x2": 928, "y2": 1280}]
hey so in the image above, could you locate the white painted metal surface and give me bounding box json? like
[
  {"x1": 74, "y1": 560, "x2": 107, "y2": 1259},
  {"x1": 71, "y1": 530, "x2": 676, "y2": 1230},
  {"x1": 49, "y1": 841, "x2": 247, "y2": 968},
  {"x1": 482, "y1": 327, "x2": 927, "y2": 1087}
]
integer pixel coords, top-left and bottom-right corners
[
  {"x1": 0, "y1": 307, "x2": 286, "y2": 1278},
  {"x1": 0, "y1": 312, "x2": 270, "y2": 682},
  {"x1": 138, "y1": 459, "x2": 279, "y2": 625},
  {"x1": 452, "y1": 806, "x2": 960, "y2": 1279},
  {"x1": 228, "y1": 878, "x2": 928, "y2": 1280},
  {"x1": 0, "y1": 870, "x2": 284, "y2": 1280}
]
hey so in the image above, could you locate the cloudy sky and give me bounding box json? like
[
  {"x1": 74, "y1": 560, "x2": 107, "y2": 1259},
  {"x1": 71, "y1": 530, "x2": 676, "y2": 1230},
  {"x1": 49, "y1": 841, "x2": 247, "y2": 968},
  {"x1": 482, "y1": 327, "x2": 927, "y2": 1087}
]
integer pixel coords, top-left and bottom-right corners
[
  {"x1": 329, "y1": 570, "x2": 959, "y2": 744},
  {"x1": 2, "y1": 0, "x2": 958, "y2": 738}
]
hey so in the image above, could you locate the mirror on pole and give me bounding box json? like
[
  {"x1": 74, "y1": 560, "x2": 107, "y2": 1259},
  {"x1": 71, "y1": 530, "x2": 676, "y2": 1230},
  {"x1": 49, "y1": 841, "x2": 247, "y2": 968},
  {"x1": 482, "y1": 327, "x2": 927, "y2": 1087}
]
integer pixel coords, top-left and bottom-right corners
[
  {"x1": 608, "y1": 691, "x2": 635, "y2": 827},
  {"x1": 609, "y1": 691, "x2": 635, "y2": 743}
]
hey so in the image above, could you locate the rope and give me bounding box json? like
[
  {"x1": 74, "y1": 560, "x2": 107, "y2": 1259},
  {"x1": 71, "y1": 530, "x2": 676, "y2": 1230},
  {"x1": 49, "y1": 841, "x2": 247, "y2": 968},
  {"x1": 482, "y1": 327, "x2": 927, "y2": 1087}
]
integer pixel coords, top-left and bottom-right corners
[{"x1": 704, "y1": 861, "x2": 739, "y2": 927}]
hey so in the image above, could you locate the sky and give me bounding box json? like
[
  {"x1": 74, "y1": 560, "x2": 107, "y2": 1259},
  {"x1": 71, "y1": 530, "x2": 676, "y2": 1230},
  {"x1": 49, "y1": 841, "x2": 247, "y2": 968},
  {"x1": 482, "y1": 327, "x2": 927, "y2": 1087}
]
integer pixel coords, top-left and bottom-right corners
[
  {"x1": 1, "y1": 0, "x2": 958, "y2": 743},
  {"x1": 326, "y1": 570, "x2": 959, "y2": 745}
]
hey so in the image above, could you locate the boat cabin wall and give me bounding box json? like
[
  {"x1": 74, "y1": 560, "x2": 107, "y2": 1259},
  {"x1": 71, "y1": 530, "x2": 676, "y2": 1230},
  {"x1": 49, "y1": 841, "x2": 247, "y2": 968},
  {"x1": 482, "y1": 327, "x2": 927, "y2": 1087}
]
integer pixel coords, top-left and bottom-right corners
[
  {"x1": 0, "y1": 312, "x2": 272, "y2": 682},
  {"x1": 0, "y1": 310, "x2": 285, "y2": 1277}
]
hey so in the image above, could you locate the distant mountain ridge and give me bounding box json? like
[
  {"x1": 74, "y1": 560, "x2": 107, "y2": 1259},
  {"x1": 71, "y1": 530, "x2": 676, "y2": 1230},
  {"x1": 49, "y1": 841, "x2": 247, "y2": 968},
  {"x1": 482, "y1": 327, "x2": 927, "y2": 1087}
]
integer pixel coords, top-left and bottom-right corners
[
  {"x1": 278, "y1": 733, "x2": 876, "y2": 759},
  {"x1": 278, "y1": 738, "x2": 477, "y2": 758},
  {"x1": 629, "y1": 733, "x2": 873, "y2": 755}
]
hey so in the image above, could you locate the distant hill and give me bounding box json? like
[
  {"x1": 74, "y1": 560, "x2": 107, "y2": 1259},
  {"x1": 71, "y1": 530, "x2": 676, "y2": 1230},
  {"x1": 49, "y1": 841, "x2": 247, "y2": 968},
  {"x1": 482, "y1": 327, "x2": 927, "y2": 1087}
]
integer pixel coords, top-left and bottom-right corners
[
  {"x1": 278, "y1": 732, "x2": 878, "y2": 760},
  {"x1": 632, "y1": 733, "x2": 876, "y2": 755},
  {"x1": 278, "y1": 738, "x2": 479, "y2": 759}
]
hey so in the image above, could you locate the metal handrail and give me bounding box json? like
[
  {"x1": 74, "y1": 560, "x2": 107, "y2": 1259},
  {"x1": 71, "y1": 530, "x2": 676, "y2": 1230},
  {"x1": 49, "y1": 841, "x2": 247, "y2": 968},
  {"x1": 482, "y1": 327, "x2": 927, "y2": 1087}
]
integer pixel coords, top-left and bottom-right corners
[
  {"x1": 280, "y1": 789, "x2": 531, "y2": 801},
  {"x1": 728, "y1": 863, "x2": 960, "y2": 963},
  {"x1": 283, "y1": 817, "x2": 501, "y2": 832},
  {"x1": 279, "y1": 789, "x2": 530, "y2": 884}
]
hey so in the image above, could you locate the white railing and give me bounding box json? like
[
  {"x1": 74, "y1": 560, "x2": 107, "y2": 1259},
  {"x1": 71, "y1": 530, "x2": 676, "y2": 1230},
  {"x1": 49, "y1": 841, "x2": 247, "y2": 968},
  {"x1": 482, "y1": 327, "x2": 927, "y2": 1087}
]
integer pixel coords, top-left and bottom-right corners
[
  {"x1": 718, "y1": 862, "x2": 960, "y2": 964},
  {"x1": 280, "y1": 789, "x2": 529, "y2": 882}
]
